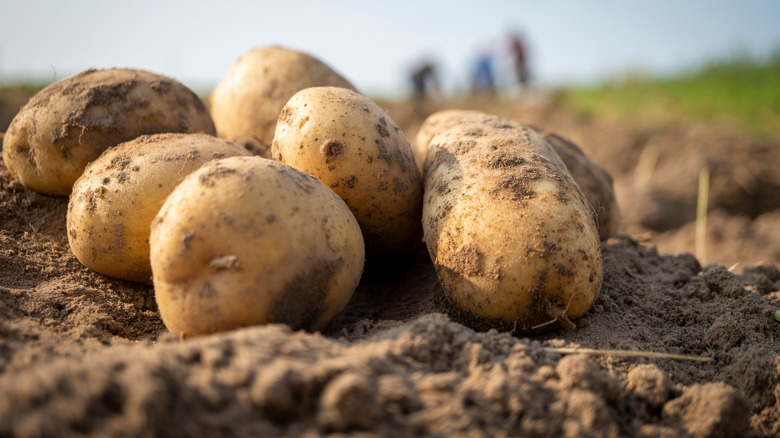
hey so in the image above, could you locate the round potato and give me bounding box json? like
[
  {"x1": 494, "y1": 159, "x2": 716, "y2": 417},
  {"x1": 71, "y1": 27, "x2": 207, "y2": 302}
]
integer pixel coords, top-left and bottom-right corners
[
  {"x1": 67, "y1": 133, "x2": 251, "y2": 282},
  {"x1": 210, "y1": 46, "x2": 356, "y2": 157},
  {"x1": 422, "y1": 111, "x2": 602, "y2": 334},
  {"x1": 150, "y1": 156, "x2": 365, "y2": 337},
  {"x1": 2, "y1": 68, "x2": 216, "y2": 196},
  {"x1": 272, "y1": 86, "x2": 422, "y2": 260},
  {"x1": 416, "y1": 109, "x2": 620, "y2": 239}
]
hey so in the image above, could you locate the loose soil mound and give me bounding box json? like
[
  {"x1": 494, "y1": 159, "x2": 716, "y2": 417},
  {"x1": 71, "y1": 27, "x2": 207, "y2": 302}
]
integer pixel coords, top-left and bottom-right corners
[{"x1": 1, "y1": 157, "x2": 780, "y2": 436}]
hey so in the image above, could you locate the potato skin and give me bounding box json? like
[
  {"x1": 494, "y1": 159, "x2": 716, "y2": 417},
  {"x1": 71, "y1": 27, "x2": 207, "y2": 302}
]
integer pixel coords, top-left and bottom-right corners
[
  {"x1": 272, "y1": 87, "x2": 422, "y2": 260},
  {"x1": 413, "y1": 109, "x2": 475, "y2": 175},
  {"x1": 536, "y1": 130, "x2": 621, "y2": 239},
  {"x1": 150, "y1": 156, "x2": 365, "y2": 337},
  {"x1": 416, "y1": 109, "x2": 620, "y2": 240},
  {"x1": 210, "y1": 46, "x2": 356, "y2": 157},
  {"x1": 422, "y1": 112, "x2": 602, "y2": 333},
  {"x1": 2, "y1": 68, "x2": 216, "y2": 196},
  {"x1": 67, "y1": 133, "x2": 250, "y2": 282}
]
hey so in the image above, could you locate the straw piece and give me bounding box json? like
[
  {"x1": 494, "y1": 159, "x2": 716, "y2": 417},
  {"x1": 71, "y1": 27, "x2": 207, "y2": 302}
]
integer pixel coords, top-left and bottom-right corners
[{"x1": 543, "y1": 347, "x2": 714, "y2": 362}]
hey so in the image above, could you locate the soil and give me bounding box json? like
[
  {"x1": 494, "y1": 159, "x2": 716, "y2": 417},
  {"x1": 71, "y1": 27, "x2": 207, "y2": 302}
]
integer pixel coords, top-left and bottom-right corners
[{"x1": 2, "y1": 92, "x2": 780, "y2": 437}]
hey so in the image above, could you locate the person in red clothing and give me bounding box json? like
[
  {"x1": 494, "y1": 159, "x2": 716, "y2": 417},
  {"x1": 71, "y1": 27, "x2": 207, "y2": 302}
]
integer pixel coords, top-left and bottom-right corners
[{"x1": 509, "y1": 33, "x2": 530, "y2": 88}]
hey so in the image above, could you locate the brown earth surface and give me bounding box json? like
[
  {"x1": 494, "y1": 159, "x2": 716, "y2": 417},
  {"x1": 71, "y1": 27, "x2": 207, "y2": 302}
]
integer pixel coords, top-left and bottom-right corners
[{"x1": 1, "y1": 91, "x2": 780, "y2": 437}]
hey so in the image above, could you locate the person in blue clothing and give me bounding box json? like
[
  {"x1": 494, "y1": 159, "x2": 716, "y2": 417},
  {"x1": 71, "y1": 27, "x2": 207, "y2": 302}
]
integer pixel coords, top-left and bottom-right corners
[{"x1": 470, "y1": 51, "x2": 495, "y2": 96}]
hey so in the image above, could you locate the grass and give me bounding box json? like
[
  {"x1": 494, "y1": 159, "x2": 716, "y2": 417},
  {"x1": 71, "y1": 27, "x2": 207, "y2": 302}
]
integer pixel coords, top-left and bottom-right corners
[
  {"x1": 561, "y1": 51, "x2": 780, "y2": 136},
  {"x1": 0, "y1": 82, "x2": 48, "y2": 98}
]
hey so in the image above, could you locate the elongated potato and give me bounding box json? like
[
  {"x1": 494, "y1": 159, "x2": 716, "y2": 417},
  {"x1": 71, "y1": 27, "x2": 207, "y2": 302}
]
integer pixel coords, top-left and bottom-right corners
[
  {"x1": 150, "y1": 156, "x2": 365, "y2": 337},
  {"x1": 210, "y1": 46, "x2": 356, "y2": 157},
  {"x1": 536, "y1": 130, "x2": 621, "y2": 239},
  {"x1": 272, "y1": 86, "x2": 422, "y2": 260},
  {"x1": 67, "y1": 133, "x2": 251, "y2": 282},
  {"x1": 422, "y1": 111, "x2": 602, "y2": 333},
  {"x1": 416, "y1": 109, "x2": 620, "y2": 239},
  {"x1": 413, "y1": 109, "x2": 474, "y2": 175},
  {"x1": 3, "y1": 68, "x2": 216, "y2": 196}
]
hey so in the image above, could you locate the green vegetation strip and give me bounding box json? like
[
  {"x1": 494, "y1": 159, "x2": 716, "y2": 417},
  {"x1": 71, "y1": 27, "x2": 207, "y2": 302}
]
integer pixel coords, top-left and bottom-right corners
[{"x1": 562, "y1": 51, "x2": 780, "y2": 136}]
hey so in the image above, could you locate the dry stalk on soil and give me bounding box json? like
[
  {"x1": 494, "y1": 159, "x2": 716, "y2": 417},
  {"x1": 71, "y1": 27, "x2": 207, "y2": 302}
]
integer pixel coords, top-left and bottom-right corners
[
  {"x1": 696, "y1": 166, "x2": 710, "y2": 264},
  {"x1": 544, "y1": 347, "x2": 715, "y2": 362}
]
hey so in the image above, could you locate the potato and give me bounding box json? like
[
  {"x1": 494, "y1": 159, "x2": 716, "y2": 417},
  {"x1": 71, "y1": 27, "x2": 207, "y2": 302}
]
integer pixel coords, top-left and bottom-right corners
[
  {"x1": 2, "y1": 68, "x2": 216, "y2": 196},
  {"x1": 413, "y1": 109, "x2": 474, "y2": 175},
  {"x1": 422, "y1": 111, "x2": 602, "y2": 333},
  {"x1": 67, "y1": 133, "x2": 250, "y2": 282},
  {"x1": 416, "y1": 109, "x2": 620, "y2": 239},
  {"x1": 210, "y1": 46, "x2": 356, "y2": 157},
  {"x1": 149, "y1": 156, "x2": 365, "y2": 337},
  {"x1": 272, "y1": 86, "x2": 422, "y2": 260},
  {"x1": 535, "y1": 130, "x2": 621, "y2": 239}
]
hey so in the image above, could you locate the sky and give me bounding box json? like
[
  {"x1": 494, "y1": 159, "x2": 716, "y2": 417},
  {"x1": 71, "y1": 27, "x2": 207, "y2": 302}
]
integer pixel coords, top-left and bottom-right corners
[{"x1": 2, "y1": 0, "x2": 780, "y2": 97}]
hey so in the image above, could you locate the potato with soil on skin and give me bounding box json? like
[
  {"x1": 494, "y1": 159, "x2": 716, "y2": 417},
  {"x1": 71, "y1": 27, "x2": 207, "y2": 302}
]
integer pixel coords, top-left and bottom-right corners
[
  {"x1": 67, "y1": 133, "x2": 251, "y2": 282},
  {"x1": 415, "y1": 109, "x2": 620, "y2": 240},
  {"x1": 422, "y1": 111, "x2": 603, "y2": 334},
  {"x1": 272, "y1": 86, "x2": 423, "y2": 260},
  {"x1": 150, "y1": 156, "x2": 365, "y2": 338},
  {"x1": 413, "y1": 109, "x2": 475, "y2": 174},
  {"x1": 210, "y1": 46, "x2": 356, "y2": 157},
  {"x1": 2, "y1": 68, "x2": 216, "y2": 196},
  {"x1": 536, "y1": 129, "x2": 621, "y2": 239}
]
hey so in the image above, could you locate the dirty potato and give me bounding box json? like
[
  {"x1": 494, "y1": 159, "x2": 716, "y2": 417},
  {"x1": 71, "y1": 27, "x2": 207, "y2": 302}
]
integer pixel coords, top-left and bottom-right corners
[
  {"x1": 416, "y1": 109, "x2": 620, "y2": 239},
  {"x1": 422, "y1": 111, "x2": 603, "y2": 333},
  {"x1": 272, "y1": 86, "x2": 422, "y2": 260},
  {"x1": 150, "y1": 156, "x2": 365, "y2": 337},
  {"x1": 2, "y1": 68, "x2": 216, "y2": 196},
  {"x1": 535, "y1": 130, "x2": 621, "y2": 239},
  {"x1": 67, "y1": 133, "x2": 250, "y2": 282},
  {"x1": 413, "y1": 109, "x2": 474, "y2": 175},
  {"x1": 210, "y1": 46, "x2": 356, "y2": 157}
]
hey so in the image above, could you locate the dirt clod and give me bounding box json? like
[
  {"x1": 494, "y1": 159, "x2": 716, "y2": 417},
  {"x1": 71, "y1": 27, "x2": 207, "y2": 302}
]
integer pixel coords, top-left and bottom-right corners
[{"x1": 663, "y1": 382, "x2": 751, "y2": 438}]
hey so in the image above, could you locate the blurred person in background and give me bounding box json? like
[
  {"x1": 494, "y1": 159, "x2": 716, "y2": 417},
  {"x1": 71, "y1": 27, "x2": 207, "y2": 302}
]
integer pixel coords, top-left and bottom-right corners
[
  {"x1": 509, "y1": 32, "x2": 531, "y2": 88},
  {"x1": 410, "y1": 61, "x2": 439, "y2": 113},
  {"x1": 470, "y1": 50, "x2": 496, "y2": 96}
]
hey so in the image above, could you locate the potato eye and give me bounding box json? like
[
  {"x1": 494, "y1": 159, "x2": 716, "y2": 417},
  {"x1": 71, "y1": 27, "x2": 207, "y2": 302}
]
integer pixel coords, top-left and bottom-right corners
[{"x1": 322, "y1": 140, "x2": 345, "y2": 161}]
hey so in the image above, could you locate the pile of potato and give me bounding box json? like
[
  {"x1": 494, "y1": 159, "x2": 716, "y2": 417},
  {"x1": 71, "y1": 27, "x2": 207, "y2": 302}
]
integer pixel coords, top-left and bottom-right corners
[{"x1": 1, "y1": 46, "x2": 620, "y2": 338}]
